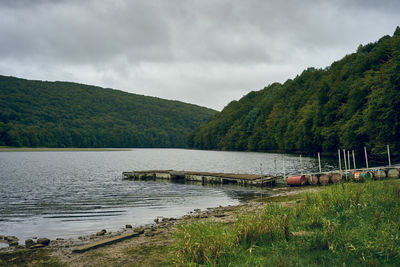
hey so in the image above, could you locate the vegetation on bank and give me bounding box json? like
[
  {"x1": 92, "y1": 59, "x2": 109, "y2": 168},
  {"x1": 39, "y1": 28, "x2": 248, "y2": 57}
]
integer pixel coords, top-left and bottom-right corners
[
  {"x1": 188, "y1": 27, "x2": 400, "y2": 159},
  {"x1": 0, "y1": 76, "x2": 216, "y2": 148},
  {"x1": 173, "y1": 180, "x2": 400, "y2": 266}
]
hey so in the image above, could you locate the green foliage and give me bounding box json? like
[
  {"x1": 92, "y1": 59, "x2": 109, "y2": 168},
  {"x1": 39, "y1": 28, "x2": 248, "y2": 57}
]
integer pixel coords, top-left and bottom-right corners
[
  {"x1": 173, "y1": 180, "x2": 400, "y2": 266},
  {"x1": 0, "y1": 76, "x2": 216, "y2": 148},
  {"x1": 188, "y1": 29, "x2": 400, "y2": 158}
]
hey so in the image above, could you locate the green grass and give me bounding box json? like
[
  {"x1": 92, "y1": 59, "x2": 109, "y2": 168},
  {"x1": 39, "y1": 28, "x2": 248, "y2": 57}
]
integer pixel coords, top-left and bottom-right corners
[{"x1": 173, "y1": 180, "x2": 400, "y2": 266}]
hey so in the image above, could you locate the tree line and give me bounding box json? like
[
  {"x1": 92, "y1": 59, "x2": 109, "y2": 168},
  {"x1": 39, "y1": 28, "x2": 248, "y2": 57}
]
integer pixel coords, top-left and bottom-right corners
[{"x1": 187, "y1": 27, "x2": 400, "y2": 159}]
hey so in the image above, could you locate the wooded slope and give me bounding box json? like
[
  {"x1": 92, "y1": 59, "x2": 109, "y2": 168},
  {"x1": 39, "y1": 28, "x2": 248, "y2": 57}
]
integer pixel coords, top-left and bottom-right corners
[
  {"x1": 0, "y1": 76, "x2": 216, "y2": 148},
  {"x1": 188, "y1": 28, "x2": 400, "y2": 158}
]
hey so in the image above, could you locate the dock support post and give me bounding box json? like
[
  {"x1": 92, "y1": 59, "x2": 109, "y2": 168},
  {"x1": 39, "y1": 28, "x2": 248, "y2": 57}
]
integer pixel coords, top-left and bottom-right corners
[
  {"x1": 343, "y1": 149, "x2": 348, "y2": 171},
  {"x1": 387, "y1": 144, "x2": 391, "y2": 167},
  {"x1": 338, "y1": 149, "x2": 342, "y2": 173},
  {"x1": 283, "y1": 158, "x2": 286, "y2": 180},
  {"x1": 347, "y1": 150, "x2": 351, "y2": 170},
  {"x1": 364, "y1": 146, "x2": 369, "y2": 169},
  {"x1": 318, "y1": 152, "x2": 322, "y2": 173},
  {"x1": 300, "y1": 154, "x2": 303, "y2": 175},
  {"x1": 352, "y1": 150, "x2": 356, "y2": 169},
  {"x1": 274, "y1": 159, "x2": 277, "y2": 176}
]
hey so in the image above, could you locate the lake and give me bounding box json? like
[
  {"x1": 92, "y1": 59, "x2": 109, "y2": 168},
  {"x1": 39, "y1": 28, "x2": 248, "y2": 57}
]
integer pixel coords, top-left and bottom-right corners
[{"x1": 0, "y1": 149, "x2": 337, "y2": 242}]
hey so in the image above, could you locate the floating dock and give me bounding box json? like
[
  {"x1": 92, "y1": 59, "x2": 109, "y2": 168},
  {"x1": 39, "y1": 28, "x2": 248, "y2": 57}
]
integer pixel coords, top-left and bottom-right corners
[{"x1": 122, "y1": 170, "x2": 278, "y2": 187}]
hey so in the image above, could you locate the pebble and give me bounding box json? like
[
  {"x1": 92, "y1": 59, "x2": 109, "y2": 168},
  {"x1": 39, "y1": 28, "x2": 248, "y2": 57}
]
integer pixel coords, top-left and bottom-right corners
[
  {"x1": 96, "y1": 229, "x2": 107, "y2": 236},
  {"x1": 126, "y1": 224, "x2": 133, "y2": 229},
  {"x1": 25, "y1": 239, "x2": 35, "y2": 248},
  {"x1": 37, "y1": 238, "x2": 50, "y2": 246}
]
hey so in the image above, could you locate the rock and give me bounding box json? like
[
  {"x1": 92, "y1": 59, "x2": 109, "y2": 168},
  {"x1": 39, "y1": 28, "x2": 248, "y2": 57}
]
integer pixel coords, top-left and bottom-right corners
[
  {"x1": 5, "y1": 236, "x2": 19, "y2": 242},
  {"x1": 125, "y1": 224, "x2": 132, "y2": 229},
  {"x1": 15, "y1": 245, "x2": 25, "y2": 250},
  {"x1": 194, "y1": 209, "x2": 201, "y2": 213},
  {"x1": 30, "y1": 244, "x2": 46, "y2": 249},
  {"x1": 25, "y1": 239, "x2": 35, "y2": 248},
  {"x1": 37, "y1": 238, "x2": 50, "y2": 246},
  {"x1": 135, "y1": 229, "x2": 145, "y2": 235},
  {"x1": 154, "y1": 218, "x2": 159, "y2": 224},
  {"x1": 9, "y1": 241, "x2": 19, "y2": 247},
  {"x1": 168, "y1": 217, "x2": 176, "y2": 221},
  {"x1": 56, "y1": 238, "x2": 64, "y2": 241},
  {"x1": 161, "y1": 218, "x2": 168, "y2": 222},
  {"x1": 96, "y1": 229, "x2": 107, "y2": 236},
  {"x1": 0, "y1": 235, "x2": 4, "y2": 240}
]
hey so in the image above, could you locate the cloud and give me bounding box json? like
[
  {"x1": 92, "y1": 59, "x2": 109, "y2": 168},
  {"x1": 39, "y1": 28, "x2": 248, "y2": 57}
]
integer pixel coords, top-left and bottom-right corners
[{"x1": 1, "y1": 0, "x2": 399, "y2": 110}]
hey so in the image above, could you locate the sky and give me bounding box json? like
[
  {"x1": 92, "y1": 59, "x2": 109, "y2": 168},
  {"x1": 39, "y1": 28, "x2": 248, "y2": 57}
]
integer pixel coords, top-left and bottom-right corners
[{"x1": 0, "y1": 0, "x2": 399, "y2": 111}]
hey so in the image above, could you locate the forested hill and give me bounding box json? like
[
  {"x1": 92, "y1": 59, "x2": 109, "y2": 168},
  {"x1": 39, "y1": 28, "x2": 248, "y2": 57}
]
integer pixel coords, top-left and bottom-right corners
[
  {"x1": 0, "y1": 76, "x2": 216, "y2": 148},
  {"x1": 188, "y1": 27, "x2": 400, "y2": 158}
]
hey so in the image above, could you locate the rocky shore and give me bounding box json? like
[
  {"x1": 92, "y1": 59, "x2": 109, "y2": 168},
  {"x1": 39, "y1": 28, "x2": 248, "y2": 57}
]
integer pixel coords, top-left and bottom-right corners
[{"x1": 0, "y1": 186, "x2": 319, "y2": 266}]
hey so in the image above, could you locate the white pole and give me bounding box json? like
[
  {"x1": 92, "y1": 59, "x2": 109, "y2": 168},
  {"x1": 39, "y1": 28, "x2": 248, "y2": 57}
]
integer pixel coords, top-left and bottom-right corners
[
  {"x1": 364, "y1": 146, "x2": 369, "y2": 169},
  {"x1": 343, "y1": 149, "x2": 348, "y2": 171},
  {"x1": 318, "y1": 152, "x2": 322, "y2": 173},
  {"x1": 283, "y1": 158, "x2": 286, "y2": 179},
  {"x1": 347, "y1": 150, "x2": 351, "y2": 170},
  {"x1": 338, "y1": 149, "x2": 342, "y2": 173},
  {"x1": 274, "y1": 159, "x2": 277, "y2": 176},
  {"x1": 352, "y1": 150, "x2": 356, "y2": 169},
  {"x1": 387, "y1": 144, "x2": 391, "y2": 167},
  {"x1": 300, "y1": 154, "x2": 303, "y2": 175}
]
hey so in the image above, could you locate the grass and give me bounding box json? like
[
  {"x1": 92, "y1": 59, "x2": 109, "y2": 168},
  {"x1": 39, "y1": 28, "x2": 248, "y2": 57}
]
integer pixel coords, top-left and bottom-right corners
[
  {"x1": 0, "y1": 147, "x2": 131, "y2": 152},
  {"x1": 0, "y1": 249, "x2": 64, "y2": 267},
  {"x1": 173, "y1": 180, "x2": 400, "y2": 266}
]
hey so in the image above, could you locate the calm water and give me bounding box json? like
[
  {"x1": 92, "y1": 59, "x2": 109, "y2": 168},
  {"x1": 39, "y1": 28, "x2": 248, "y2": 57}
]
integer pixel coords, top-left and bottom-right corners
[{"x1": 0, "y1": 149, "x2": 337, "y2": 242}]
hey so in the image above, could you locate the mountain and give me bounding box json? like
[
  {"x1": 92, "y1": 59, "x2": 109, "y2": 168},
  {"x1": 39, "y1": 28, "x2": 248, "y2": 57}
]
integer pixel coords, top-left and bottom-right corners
[
  {"x1": 0, "y1": 76, "x2": 216, "y2": 148},
  {"x1": 188, "y1": 27, "x2": 400, "y2": 158}
]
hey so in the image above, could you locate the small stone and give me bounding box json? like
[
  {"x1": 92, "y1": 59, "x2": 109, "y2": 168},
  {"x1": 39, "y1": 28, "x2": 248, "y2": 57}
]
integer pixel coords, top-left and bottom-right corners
[
  {"x1": 168, "y1": 217, "x2": 176, "y2": 221},
  {"x1": 37, "y1": 238, "x2": 50, "y2": 246},
  {"x1": 0, "y1": 235, "x2": 4, "y2": 240},
  {"x1": 56, "y1": 238, "x2": 64, "y2": 241},
  {"x1": 154, "y1": 218, "x2": 159, "y2": 223},
  {"x1": 5, "y1": 236, "x2": 18, "y2": 242},
  {"x1": 15, "y1": 245, "x2": 25, "y2": 250},
  {"x1": 125, "y1": 224, "x2": 133, "y2": 229},
  {"x1": 25, "y1": 239, "x2": 35, "y2": 248},
  {"x1": 9, "y1": 241, "x2": 19, "y2": 247},
  {"x1": 96, "y1": 229, "x2": 107, "y2": 236},
  {"x1": 135, "y1": 229, "x2": 145, "y2": 235},
  {"x1": 30, "y1": 244, "x2": 46, "y2": 249},
  {"x1": 161, "y1": 218, "x2": 168, "y2": 222}
]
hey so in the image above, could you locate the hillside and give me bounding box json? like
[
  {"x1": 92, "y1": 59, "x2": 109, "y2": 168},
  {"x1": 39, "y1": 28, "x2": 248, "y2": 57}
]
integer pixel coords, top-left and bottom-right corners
[
  {"x1": 0, "y1": 76, "x2": 216, "y2": 148},
  {"x1": 188, "y1": 27, "x2": 400, "y2": 158}
]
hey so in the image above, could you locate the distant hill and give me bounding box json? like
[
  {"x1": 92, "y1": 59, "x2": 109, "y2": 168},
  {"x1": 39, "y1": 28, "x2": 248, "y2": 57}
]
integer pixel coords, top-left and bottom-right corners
[
  {"x1": 188, "y1": 27, "x2": 400, "y2": 158},
  {"x1": 0, "y1": 76, "x2": 217, "y2": 148}
]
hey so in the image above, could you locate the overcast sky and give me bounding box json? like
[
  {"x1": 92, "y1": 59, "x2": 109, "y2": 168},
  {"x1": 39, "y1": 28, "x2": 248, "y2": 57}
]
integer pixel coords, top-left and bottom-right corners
[{"x1": 1, "y1": 0, "x2": 399, "y2": 110}]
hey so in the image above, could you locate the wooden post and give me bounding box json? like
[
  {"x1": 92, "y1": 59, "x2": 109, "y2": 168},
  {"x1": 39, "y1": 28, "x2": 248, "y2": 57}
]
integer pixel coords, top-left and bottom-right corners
[
  {"x1": 343, "y1": 149, "x2": 348, "y2": 171},
  {"x1": 274, "y1": 159, "x2": 277, "y2": 176},
  {"x1": 364, "y1": 146, "x2": 369, "y2": 169},
  {"x1": 352, "y1": 150, "x2": 356, "y2": 169},
  {"x1": 338, "y1": 149, "x2": 342, "y2": 173},
  {"x1": 318, "y1": 152, "x2": 322, "y2": 173},
  {"x1": 347, "y1": 150, "x2": 351, "y2": 170},
  {"x1": 387, "y1": 144, "x2": 391, "y2": 167},
  {"x1": 300, "y1": 154, "x2": 303, "y2": 175}
]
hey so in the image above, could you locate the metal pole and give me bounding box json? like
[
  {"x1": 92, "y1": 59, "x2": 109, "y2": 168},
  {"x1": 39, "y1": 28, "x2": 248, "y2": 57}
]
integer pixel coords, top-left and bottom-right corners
[
  {"x1": 283, "y1": 158, "x2": 286, "y2": 180},
  {"x1": 338, "y1": 149, "x2": 342, "y2": 173},
  {"x1": 347, "y1": 150, "x2": 351, "y2": 170},
  {"x1": 300, "y1": 154, "x2": 303, "y2": 175},
  {"x1": 387, "y1": 144, "x2": 391, "y2": 167},
  {"x1": 318, "y1": 152, "x2": 322, "y2": 173},
  {"x1": 343, "y1": 149, "x2": 348, "y2": 171},
  {"x1": 352, "y1": 150, "x2": 356, "y2": 169},
  {"x1": 364, "y1": 146, "x2": 369, "y2": 169}
]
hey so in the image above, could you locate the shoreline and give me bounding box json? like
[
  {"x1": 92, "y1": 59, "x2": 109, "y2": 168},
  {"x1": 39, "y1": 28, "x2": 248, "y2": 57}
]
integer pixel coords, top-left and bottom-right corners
[
  {"x1": 0, "y1": 147, "x2": 132, "y2": 152},
  {"x1": 0, "y1": 185, "x2": 320, "y2": 266}
]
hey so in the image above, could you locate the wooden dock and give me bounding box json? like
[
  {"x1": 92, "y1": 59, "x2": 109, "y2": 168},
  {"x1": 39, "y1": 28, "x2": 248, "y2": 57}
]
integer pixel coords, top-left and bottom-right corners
[{"x1": 122, "y1": 170, "x2": 278, "y2": 187}]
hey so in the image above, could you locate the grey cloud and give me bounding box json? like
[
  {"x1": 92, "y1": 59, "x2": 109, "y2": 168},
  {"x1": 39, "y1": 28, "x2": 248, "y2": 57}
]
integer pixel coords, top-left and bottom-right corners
[{"x1": 0, "y1": 0, "x2": 399, "y2": 110}]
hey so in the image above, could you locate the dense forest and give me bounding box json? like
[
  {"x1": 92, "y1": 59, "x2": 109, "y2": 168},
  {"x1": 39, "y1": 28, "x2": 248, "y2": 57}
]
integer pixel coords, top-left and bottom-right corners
[
  {"x1": 188, "y1": 27, "x2": 400, "y2": 159},
  {"x1": 0, "y1": 76, "x2": 216, "y2": 148}
]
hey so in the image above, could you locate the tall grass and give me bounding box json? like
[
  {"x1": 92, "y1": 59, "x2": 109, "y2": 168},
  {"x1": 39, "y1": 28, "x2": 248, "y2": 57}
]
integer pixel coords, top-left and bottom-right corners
[{"x1": 174, "y1": 180, "x2": 400, "y2": 266}]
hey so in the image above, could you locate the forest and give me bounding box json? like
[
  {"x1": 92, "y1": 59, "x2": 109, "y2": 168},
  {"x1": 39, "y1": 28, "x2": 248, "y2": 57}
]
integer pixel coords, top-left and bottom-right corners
[
  {"x1": 188, "y1": 27, "x2": 400, "y2": 159},
  {"x1": 0, "y1": 76, "x2": 216, "y2": 148}
]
